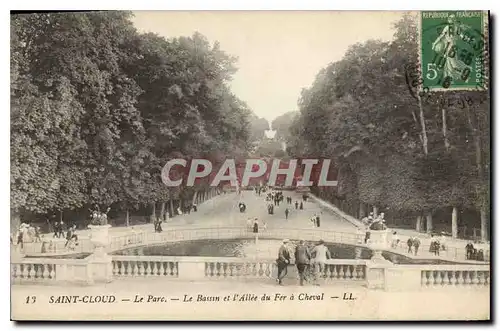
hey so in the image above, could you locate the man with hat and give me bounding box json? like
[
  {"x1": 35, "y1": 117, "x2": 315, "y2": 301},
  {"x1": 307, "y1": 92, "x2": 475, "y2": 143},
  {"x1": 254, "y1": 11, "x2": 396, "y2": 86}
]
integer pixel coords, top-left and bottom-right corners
[
  {"x1": 276, "y1": 239, "x2": 291, "y2": 285},
  {"x1": 295, "y1": 240, "x2": 312, "y2": 286}
]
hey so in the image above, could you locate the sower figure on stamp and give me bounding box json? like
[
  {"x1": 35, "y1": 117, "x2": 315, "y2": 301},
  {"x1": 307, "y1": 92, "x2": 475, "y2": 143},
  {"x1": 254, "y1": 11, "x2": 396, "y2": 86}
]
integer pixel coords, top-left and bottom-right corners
[
  {"x1": 295, "y1": 240, "x2": 311, "y2": 286},
  {"x1": 276, "y1": 239, "x2": 291, "y2": 285}
]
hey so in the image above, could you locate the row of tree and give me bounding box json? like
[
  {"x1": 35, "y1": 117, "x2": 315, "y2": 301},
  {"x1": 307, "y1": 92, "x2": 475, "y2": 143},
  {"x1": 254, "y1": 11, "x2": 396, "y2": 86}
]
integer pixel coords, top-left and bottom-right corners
[
  {"x1": 11, "y1": 11, "x2": 261, "y2": 227},
  {"x1": 285, "y1": 14, "x2": 490, "y2": 241}
]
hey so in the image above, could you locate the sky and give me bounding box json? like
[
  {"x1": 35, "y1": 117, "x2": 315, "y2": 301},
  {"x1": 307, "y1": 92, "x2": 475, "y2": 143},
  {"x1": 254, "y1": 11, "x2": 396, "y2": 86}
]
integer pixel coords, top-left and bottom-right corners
[{"x1": 132, "y1": 11, "x2": 404, "y2": 123}]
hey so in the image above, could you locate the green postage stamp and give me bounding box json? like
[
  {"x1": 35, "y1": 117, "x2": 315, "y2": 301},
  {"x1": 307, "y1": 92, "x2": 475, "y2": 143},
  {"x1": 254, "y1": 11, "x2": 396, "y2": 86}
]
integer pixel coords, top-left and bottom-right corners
[{"x1": 420, "y1": 11, "x2": 488, "y2": 91}]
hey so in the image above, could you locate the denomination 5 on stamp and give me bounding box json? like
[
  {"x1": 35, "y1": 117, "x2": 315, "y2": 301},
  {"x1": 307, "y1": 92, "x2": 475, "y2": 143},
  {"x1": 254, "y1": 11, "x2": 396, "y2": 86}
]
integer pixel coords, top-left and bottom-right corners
[{"x1": 420, "y1": 11, "x2": 488, "y2": 91}]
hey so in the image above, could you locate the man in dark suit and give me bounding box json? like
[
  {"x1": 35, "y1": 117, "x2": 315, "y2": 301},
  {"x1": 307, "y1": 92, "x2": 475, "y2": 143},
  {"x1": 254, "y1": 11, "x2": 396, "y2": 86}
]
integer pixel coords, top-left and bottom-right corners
[
  {"x1": 295, "y1": 240, "x2": 311, "y2": 286},
  {"x1": 276, "y1": 239, "x2": 291, "y2": 285}
]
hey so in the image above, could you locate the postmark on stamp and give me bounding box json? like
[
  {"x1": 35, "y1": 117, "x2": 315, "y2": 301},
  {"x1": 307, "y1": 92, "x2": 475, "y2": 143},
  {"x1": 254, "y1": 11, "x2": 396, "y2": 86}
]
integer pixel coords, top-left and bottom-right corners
[{"x1": 420, "y1": 11, "x2": 488, "y2": 91}]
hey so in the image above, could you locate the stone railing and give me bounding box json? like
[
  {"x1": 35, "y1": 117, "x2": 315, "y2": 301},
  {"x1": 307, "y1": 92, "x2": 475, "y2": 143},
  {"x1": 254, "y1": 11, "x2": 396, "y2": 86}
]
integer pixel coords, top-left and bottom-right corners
[
  {"x1": 110, "y1": 255, "x2": 367, "y2": 284},
  {"x1": 11, "y1": 258, "x2": 92, "y2": 285},
  {"x1": 382, "y1": 263, "x2": 490, "y2": 291},
  {"x1": 107, "y1": 226, "x2": 363, "y2": 254}
]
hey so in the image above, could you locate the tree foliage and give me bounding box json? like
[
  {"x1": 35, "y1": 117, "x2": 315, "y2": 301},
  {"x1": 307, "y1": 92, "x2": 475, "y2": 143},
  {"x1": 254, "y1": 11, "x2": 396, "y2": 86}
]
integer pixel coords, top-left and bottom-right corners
[{"x1": 11, "y1": 12, "x2": 254, "y2": 221}]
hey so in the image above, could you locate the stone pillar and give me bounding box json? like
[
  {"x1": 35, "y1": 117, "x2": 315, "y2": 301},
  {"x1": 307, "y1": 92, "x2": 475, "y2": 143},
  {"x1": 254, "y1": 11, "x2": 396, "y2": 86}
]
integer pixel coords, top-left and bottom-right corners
[
  {"x1": 178, "y1": 261, "x2": 207, "y2": 280},
  {"x1": 87, "y1": 224, "x2": 113, "y2": 283}
]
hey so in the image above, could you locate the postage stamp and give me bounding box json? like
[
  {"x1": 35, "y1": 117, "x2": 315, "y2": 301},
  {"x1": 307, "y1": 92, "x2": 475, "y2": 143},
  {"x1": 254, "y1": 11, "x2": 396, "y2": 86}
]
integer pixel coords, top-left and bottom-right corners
[{"x1": 420, "y1": 11, "x2": 488, "y2": 91}]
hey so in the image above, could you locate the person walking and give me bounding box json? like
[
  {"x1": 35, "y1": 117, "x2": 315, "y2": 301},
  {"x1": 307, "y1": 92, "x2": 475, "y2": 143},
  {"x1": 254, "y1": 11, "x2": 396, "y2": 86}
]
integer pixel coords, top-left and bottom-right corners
[
  {"x1": 295, "y1": 240, "x2": 312, "y2": 286},
  {"x1": 311, "y1": 240, "x2": 331, "y2": 286},
  {"x1": 315, "y1": 214, "x2": 320, "y2": 227},
  {"x1": 299, "y1": 201, "x2": 304, "y2": 210},
  {"x1": 276, "y1": 239, "x2": 291, "y2": 285},
  {"x1": 295, "y1": 201, "x2": 299, "y2": 210},
  {"x1": 285, "y1": 208, "x2": 289, "y2": 220},
  {"x1": 407, "y1": 237, "x2": 414, "y2": 253},
  {"x1": 413, "y1": 237, "x2": 421, "y2": 256}
]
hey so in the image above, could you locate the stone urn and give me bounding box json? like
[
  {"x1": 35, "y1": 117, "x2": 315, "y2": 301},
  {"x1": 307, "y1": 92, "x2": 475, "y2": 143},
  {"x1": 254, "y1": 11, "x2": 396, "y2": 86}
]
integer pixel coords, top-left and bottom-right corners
[
  {"x1": 367, "y1": 229, "x2": 392, "y2": 264},
  {"x1": 88, "y1": 224, "x2": 112, "y2": 256}
]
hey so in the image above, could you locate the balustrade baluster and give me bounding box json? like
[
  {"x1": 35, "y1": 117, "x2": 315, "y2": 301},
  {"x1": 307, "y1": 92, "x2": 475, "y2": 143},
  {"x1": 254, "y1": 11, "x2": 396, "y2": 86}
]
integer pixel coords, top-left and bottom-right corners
[
  {"x1": 347, "y1": 265, "x2": 354, "y2": 279},
  {"x1": 476, "y1": 271, "x2": 484, "y2": 285},
  {"x1": 264, "y1": 263, "x2": 270, "y2": 277},
  {"x1": 465, "y1": 271, "x2": 472, "y2": 285},
  {"x1": 22, "y1": 265, "x2": 29, "y2": 279},
  {"x1": 42, "y1": 264, "x2": 49, "y2": 279},
  {"x1": 112, "y1": 262, "x2": 117, "y2": 276},
  {"x1": 457, "y1": 271, "x2": 464, "y2": 285},
  {"x1": 152, "y1": 262, "x2": 158, "y2": 276},
  {"x1": 159, "y1": 262, "x2": 165, "y2": 276},
  {"x1": 49, "y1": 265, "x2": 56, "y2": 279},
  {"x1": 332, "y1": 265, "x2": 338, "y2": 279},
  {"x1": 138, "y1": 262, "x2": 145, "y2": 276},
  {"x1": 484, "y1": 272, "x2": 489, "y2": 285},
  {"x1": 132, "y1": 262, "x2": 139, "y2": 276},
  {"x1": 119, "y1": 262, "x2": 125, "y2": 276},
  {"x1": 145, "y1": 262, "x2": 152, "y2": 276},
  {"x1": 471, "y1": 271, "x2": 479, "y2": 285},
  {"x1": 258, "y1": 263, "x2": 264, "y2": 277},
  {"x1": 35, "y1": 264, "x2": 43, "y2": 279},
  {"x1": 435, "y1": 271, "x2": 443, "y2": 286},
  {"x1": 252, "y1": 263, "x2": 258, "y2": 276},
  {"x1": 172, "y1": 262, "x2": 178, "y2": 276},
  {"x1": 340, "y1": 265, "x2": 346, "y2": 279},
  {"x1": 209, "y1": 262, "x2": 215, "y2": 277}
]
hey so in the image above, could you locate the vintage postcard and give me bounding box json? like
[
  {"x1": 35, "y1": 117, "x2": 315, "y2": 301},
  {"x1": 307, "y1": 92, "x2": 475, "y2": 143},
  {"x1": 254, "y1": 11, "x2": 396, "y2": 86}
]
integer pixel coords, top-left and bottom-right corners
[{"x1": 10, "y1": 10, "x2": 490, "y2": 321}]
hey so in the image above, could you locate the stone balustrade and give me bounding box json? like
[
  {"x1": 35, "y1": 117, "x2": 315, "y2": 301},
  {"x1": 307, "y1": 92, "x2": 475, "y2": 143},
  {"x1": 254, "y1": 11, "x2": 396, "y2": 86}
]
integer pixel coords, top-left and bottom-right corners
[
  {"x1": 110, "y1": 255, "x2": 367, "y2": 284},
  {"x1": 12, "y1": 254, "x2": 489, "y2": 291},
  {"x1": 11, "y1": 258, "x2": 92, "y2": 285}
]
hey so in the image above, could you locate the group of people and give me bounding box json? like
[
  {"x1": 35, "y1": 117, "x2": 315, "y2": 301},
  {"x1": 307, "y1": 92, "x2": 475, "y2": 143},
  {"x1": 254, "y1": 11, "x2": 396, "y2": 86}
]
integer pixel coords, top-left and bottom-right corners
[
  {"x1": 276, "y1": 239, "x2": 332, "y2": 286},
  {"x1": 12, "y1": 223, "x2": 42, "y2": 248},
  {"x1": 465, "y1": 242, "x2": 486, "y2": 261},
  {"x1": 310, "y1": 213, "x2": 321, "y2": 228},
  {"x1": 90, "y1": 207, "x2": 111, "y2": 225},
  {"x1": 406, "y1": 236, "x2": 421, "y2": 255},
  {"x1": 11, "y1": 220, "x2": 80, "y2": 252}
]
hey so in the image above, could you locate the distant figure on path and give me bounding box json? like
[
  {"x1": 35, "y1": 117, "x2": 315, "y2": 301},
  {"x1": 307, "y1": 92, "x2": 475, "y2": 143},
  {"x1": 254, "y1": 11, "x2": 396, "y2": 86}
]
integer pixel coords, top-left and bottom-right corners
[
  {"x1": 315, "y1": 214, "x2": 320, "y2": 227},
  {"x1": 253, "y1": 218, "x2": 259, "y2": 234},
  {"x1": 299, "y1": 201, "x2": 303, "y2": 210},
  {"x1": 285, "y1": 208, "x2": 289, "y2": 220},
  {"x1": 295, "y1": 201, "x2": 299, "y2": 210},
  {"x1": 276, "y1": 239, "x2": 291, "y2": 285},
  {"x1": 413, "y1": 237, "x2": 421, "y2": 256},
  {"x1": 407, "y1": 237, "x2": 413, "y2": 253}
]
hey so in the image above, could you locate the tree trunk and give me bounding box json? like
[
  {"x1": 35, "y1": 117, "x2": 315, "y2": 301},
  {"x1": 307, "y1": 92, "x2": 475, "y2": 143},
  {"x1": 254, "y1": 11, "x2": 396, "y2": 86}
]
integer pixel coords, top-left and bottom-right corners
[
  {"x1": 359, "y1": 203, "x2": 365, "y2": 219},
  {"x1": 151, "y1": 203, "x2": 156, "y2": 222},
  {"x1": 426, "y1": 213, "x2": 433, "y2": 233},
  {"x1": 160, "y1": 202, "x2": 166, "y2": 221},
  {"x1": 451, "y1": 206, "x2": 458, "y2": 238},
  {"x1": 169, "y1": 199, "x2": 174, "y2": 218},
  {"x1": 417, "y1": 95, "x2": 429, "y2": 156},
  {"x1": 11, "y1": 212, "x2": 21, "y2": 234},
  {"x1": 126, "y1": 209, "x2": 130, "y2": 227},
  {"x1": 373, "y1": 206, "x2": 378, "y2": 218},
  {"x1": 465, "y1": 103, "x2": 487, "y2": 242},
  {"x1": 416, "y1": 215, "x2": 422, "y2": 232},
  {"x1": 442, "y1": 108, "x2": 450, "y2": 151},
  {"x1": 480, "y1": 207, "x2": 488, "y2": 242}
]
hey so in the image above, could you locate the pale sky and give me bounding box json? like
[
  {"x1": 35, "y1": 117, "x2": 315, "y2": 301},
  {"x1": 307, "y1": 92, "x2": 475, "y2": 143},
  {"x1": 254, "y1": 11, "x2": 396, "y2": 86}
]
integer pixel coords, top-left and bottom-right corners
[{"x1": 132, "y1": 11, "x2": 404, "y2": 122}]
